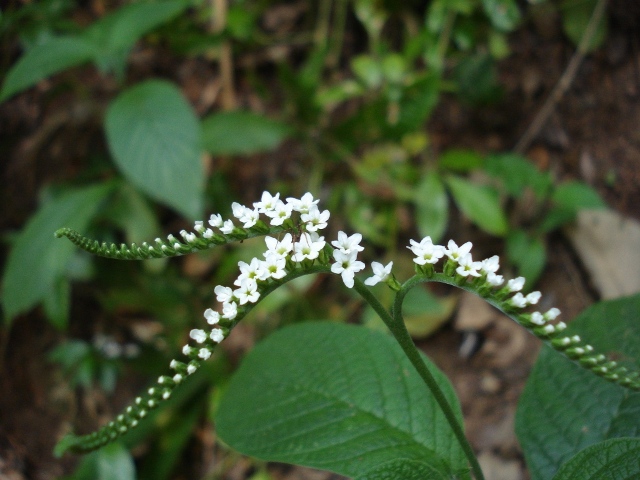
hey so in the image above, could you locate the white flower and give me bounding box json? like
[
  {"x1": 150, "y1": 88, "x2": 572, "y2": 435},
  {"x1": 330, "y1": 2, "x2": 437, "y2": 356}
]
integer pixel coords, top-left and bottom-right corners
[
  {"x1": 220, "y1": 219, "x2": 235, "y2": 234},
  {"x1": 444, "y1": 240, "x2": 473, "y2": 262},
  {"x1": 331, "y1": 231, "x2": 364, "y2": 254},
  {"x1": 331, "y1": 250, "x2": 365, "y2": 288},
  {"x1": 253, "y1": 191, "x2": 280, "y2": 214},
  {"x1": 189, "y1": 329, "x2": 207, "y2": 343},
  {"x1": 264, "y1": 233, "x2": 293, "y2": 258},
  {"x1": 364, "y1": 261, "x2": 393, "y2": 286},
  {"x1": 222, "y1": 301, "x2": 238, "y2": 319},
  {"x1": 198, "y1": 348, "x2": 211, "y2": 360},
  {"x1": 486, "y1": 272, "x2": 504, "y2": 286},
  {"x1": 265, "y1": 200, "x2": 293, "y2": 226},
  {"x1": 509, "y1": 292, "x2": 528, "y2": 308},
  {"x1": 408, "y1": 237, "x2": 445, "y2": 265},
  {"x1": 530, "y1": 312, "x2": 545, "y2": 325},
  {"x1": 544, "y1": 308, "x2": 561, "y2": 320},
  {"x1": 209, "y1": 213, "x2": 223, "y2": 228},
  {"x1": 203, "y1": 228, "x2": 214, "y2": 239},
  {"x1": 287, "y1": 192, "x2": 319, "y2": 213},
  {"x1": 231, "y1": 202, "x2": 249, "y2": 221},
  {"x1": 210, "y1": 329, "x2": 225, "y2": 343},
  {"x1": 526, "y1": 291, "x2": 542, "y2": 305},
  {"x1": 259, "y1": 253, "x2": 287, "y2": 280},
  {"x1": 481, "y1": 255, "x2": 500, "y2": 274},
  {"x1": 302, "y1": 207, "x2": 330, "y2": 232},
  {"x1": 204, "y1": 308, "x2": 220, "y2": 325},
  {"x1": 234, "y1": 278, "x2": 260, "y2": 305},
  {"x1": 507, "y1": 277, "x2": 525, "y2": 292},
  {"x1": 234, "y1": 258, "x2": 265, "y2": 286},
  {"x1": 194, "y1": 221, "x2": 205, "y2": 233},
  {"x1": 214, "y1": 285, "x2": 234, "y2": 303},
  {"x1": 456, "y1": 253, "x2": 482, "y2": 277},
  {"x1": 182, "y1": 345, "x2": 193, "y2": 356},
  {"x1": 292, "y1": 232, "x2": 325, "y2": 262},
  {"x1": 238, "y1": 207, "x2": 260, "y2": 228}
]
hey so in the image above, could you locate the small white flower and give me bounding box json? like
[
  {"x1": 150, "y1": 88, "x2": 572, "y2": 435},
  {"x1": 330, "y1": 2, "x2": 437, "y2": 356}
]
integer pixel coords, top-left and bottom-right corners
[
  {"x1": 187, "y1": 364, "x2": 197, "y2": 375},
  {"x1": 544, "y1": 308, "x2": 561, "y2": 320},
  {"x1": 204, "y1": 308, "x2": 220, "y2": 325},
  {"x1": 456, "y1": 253, "x2": 482, "y2": 277},
  {"x1": 408, "y1": 237, "x2": 446, "y2": 265},
  {"x1": 302, "y1": 207, "x2": 330, "y2": 232},
  {"x1": 222, "y1": 301, "x2": 238, "y2": 319},
  {"x1": 530, "y1": 312, "x2": 546, "y2": 325},
  {"x1": 481, "y1": 255, "x2": 500, "y2": 274},
  {"x1": 182, "y1": 345, "x2": 192, "y2": 356},
  {"x1": 210, "y1": 329, "x2": 225, "y2": 343},
  {"x1": 507, "y1": 277, "x2": 525, "y2": 292},
  {"x1": 486, "y1": 272, "x2": 504, "y2": 286},
  {"x1": 364, "y1": 261, "x2": 393, "y2": 286},
  {"x1": 203, "y1": 228, "x2": 214, "y2": 239},
  {"x1": 445, "y1": 240, "x2": 473, "y2": 262},
  {"x1": 173, "y1": 374, "x2": 183, "y2": 384},
  {"x1": 189, "y1": 329, "x2": 207, "y2": 344},
  {"x1": 264, "y1": 233, "x2": 293, "y2": 258},
  {"x1": 509, "y1": 292, "x2": 528, "y2": 308},
  {"x1": 209, "y1": 213, "x2": 223, "y2": 228},
  {"x1": 287, "y1": 192, "x2": 319, "y2": 213},
  {"x1": 234, "y1": 278, "x2": 260, "y2": 305},
  {"x1": 259, "y1": 253, "x2": 287, "y2": 280},
  {"x1": 214, "y1": 285, "x2": 234, "y2": 303},
  {"x1": 198, "y1": 348, "x2": 212, "y2": 360},
  {"x1": 292, "y1": 232, "x2": 326, "y2": 262},
  {"x1": 331, "y1": 250, "x2": 365, "y2": 288},
  {"x1": 231, "y1": 202, "x2": 249, "y2": 221},
  {"x1": 239, "y1": 207, "x2": 260, "y2": 228},
  {"x1": 194, "y1": 221, "x2": 205, "y2": 233},
  {"x1": 265, "y1": 200, "x2": 293, "y2": 226},
  {"x1": 331, "y1": 231, "x2": 364, "y2": 254},
  {"x1": 234, "y1": 258, "x2": 265, "y2": 286},
  {"x1": 253, "y1": 191, "x2": 280, "y2": 214},
  {"x1": 220, "y1": 219, "x2": 235, "y2": 234},
  {"x1": 526, "y1": 291, "x2": 542, "y2": 305}
]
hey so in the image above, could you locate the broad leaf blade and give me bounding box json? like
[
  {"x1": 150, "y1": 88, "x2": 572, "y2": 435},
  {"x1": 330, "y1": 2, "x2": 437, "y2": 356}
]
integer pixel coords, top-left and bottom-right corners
[
  {"x1": 552, "y1": 438, "x2": 640, "y2": 480},
  {"x1": 446, "y1": 175, "x2": 508, "y2": 236},
  {"x1": 201, "y1": 110, "x2": 291, "y2": 155},
  {"x1": 481, "y1": 0, "x2": 521, "y2": 32},
  {"x1": 105, "y1": 80, "x2": 204, "y2": 220},
  {"x1": 216, "y1": 322, "x2": 469, "y2": 479},
  {"x1": 2, "y1": 183, "x2": 113, "y2": 325},
  {"x1": 484, "y1": 153, "x2": 552, "y2": 199},
  {"x1": 0, "y1": 36, "x2": 98, "y2": 101},
  {"x1": 516, "y1": 294, "x2": 640, "y2": 480},
  {"x1": 415, "y1": 171, "x2": 448, "y2": 243}
]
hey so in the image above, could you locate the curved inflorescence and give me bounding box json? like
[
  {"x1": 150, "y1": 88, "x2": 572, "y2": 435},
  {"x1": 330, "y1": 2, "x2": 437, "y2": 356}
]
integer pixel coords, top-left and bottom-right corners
[{"x1": 54, "y1": 191, "x2": 640, "y2": 456}]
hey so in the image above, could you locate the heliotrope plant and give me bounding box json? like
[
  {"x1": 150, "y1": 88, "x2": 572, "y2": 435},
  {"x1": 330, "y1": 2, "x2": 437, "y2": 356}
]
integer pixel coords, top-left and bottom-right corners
[{"x1": 54, "y1": 191, "x2": 640, "y2": 478}]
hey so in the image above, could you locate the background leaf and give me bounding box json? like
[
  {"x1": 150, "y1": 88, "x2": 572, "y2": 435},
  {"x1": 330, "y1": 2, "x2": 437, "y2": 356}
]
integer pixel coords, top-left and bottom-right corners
[
  {"x1": 415, "y1": 171, "x2": 448, "y2": 243},
  {"x1": 481, "y1": 0, "x2": 522, "y2": 32},
  {"x1": 105, "y1": 80, "x2": 204, "y2": 220},
  {"x1": 63, "y1": 442, "x2": 135, "y2": 480},
  {"x1": 438, "y1": 149, "x2": 483, "y2": 173},
  {"x1": 446, "y1": 175, "x2": 508, "y2": 236},
  {"x1": 506, "y1": 231, "x2": 546, "y2": 287},
  {"x1": 0, "y1": 36, "x2": 98, "y2": 101},
  {"x1": 552, "y1": 438, "x2": 640, "y2": 480},
  {"x1": 561, "y1": 0, "x2": 607, "y2": 52},
  {"x1": 484, "y1": 153, "x2": 552, "y2": 199},
  {"x1": 201, "y1": 110, "x2": 291, "y2": 155},
  {"x1": 216, "y1": 322, "x2": 470, "y2": 479},
  {"x1": 516, "y1": 294, "x2": 640, "y2": 480},
  {"x1": 1, "y1": 183, "x2": 113, "y2": 326},
  {"x1": 540, "y1": 181, "x2": 607, "y2": 232}
]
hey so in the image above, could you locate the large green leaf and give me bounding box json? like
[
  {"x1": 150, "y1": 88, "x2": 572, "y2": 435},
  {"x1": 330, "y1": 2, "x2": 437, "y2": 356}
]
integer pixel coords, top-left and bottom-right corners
[
  {"x1": 105, "y1": 80, "x2": 204, "y2": 220},
  {"x1": 505, "y1": 230, "x2": 546, "y2": 287},
  {"x1": 201, "y1": 110, "x2": 291, "y2": 155},
  {"x1": 216, "y1": 322, "x2": 470, "y2": 479},
  {"x1": 561, "y1": 0, "x2": 607, "y2": 52},
  {"x1": 481, "y1": 0, "x2": 521, "y2": 32},
  {"x1": 445, "y1": 175, "x2": 508, "y2": 236},
  {"x1": 552, "y1": 438, "x2": 640, "y2": 480},
  {"x1": 484, "y1": 153, "x2": 552, "y2": 199},
  {"x1": 415, "y1": 171, "x2": 449, "y2": 243},
  {"x1": 0, "y1": 36, "x2": 99, "y2": 102},
  {"x1": 540, "y1": 181, "x2": 606, "y2": 232},
  {"x1": 63, "y1": 442, "x2": 135, "y2": 480},
  {"x1": 516, "y1": 294, "x2": 640, "y2": 480},
  {"x1": 1, "y1": 183, "x2": 113, "y2": 326}
]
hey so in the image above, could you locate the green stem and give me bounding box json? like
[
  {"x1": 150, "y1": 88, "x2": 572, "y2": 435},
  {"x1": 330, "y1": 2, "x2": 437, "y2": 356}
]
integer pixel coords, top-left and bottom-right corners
[{"x1": 353, "y1": 278, "x2": 485, "y2": 480}]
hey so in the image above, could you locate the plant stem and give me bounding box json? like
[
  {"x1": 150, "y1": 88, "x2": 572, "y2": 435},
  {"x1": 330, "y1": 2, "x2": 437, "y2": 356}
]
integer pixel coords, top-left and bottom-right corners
[{"x1": 353, "y1": 278, "x2": 485, "y2": 480}]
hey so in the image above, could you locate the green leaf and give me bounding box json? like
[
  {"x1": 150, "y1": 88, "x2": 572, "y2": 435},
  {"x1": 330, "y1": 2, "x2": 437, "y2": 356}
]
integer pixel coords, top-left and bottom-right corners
[
  {"x1": 352, "y1": 54, "x2": 384, "y2": 89},
  {"x1": 561, "y1": 0, "x2": 607, "y2": 52},
  {"x1": 356, "y1": 459, "x2": 451, "y2": 480},
  {"x1": 484, "y1": 153, "x2": 552, "y2": 199},
  {"x1": 439, "y1": 149, "x2": 484, "y2": 173},
  {"x1": 1, "y1": 183, "x2": 112, "y2": 326},
  {"x1": 0, "y1": 36, "x2": 98, "y2": 101},
  {"x1": 506, "y1": 231, "x2": 546, "y2": 287},
  {"x1": 388, "y1": 75, "x2": 439, "y2": 139},
  {"x1": 540, "y1": 181, "x2": 606, "y2": 232},
  {"x1": 481, "y1": 0, "x2": 522, "y2": 32},
  {"x1": 552, "y1": 438, "x2": 640, "y2": 480},
  {"x1": 64, "y1": 442, "x2": 135, "y2": 480},
  {"x1": 105, "y1": 80, "x2": 203, "y2": 220},
  {"x1": 415, "y1": 171, "x2": 449, "y2": 243},
  {"x1": 201, "y1": 110, "x2": 291, "y2": 156},
  {"x1": 516, "y1": 294, "x2": 640, "y2": 480},
  {"x1": 454, "y1": 53, "x2": 503, "y2": 105},
  {"x1": 216, "y1": 322, "x2": 470, "y2": 479},
  {"x1": 445, "y1": 175, "x2": 508, "y2": 236}
]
